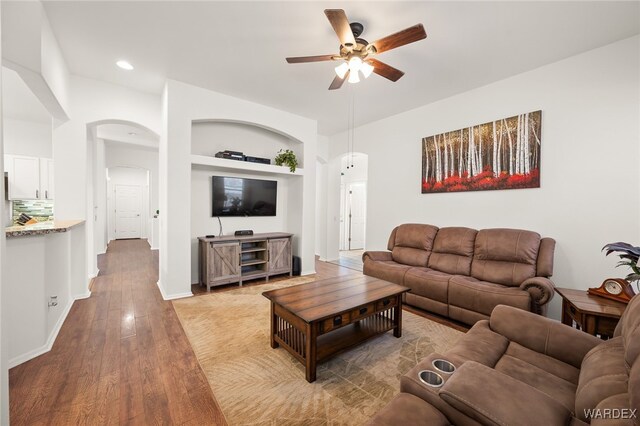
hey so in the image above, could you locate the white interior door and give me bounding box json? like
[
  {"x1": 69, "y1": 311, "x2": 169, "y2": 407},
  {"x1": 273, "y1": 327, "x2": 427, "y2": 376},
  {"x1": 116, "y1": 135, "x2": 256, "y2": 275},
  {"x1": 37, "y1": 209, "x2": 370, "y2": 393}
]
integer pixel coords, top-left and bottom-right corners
[
  {"x1": 339, "y1": 184, "x2": 346, "y2": 250},
  {"x1": 347, "y1": 182, "x2": 367, "y2": 250},
  {"x1": 115, "y1": 184, "x2": 142, "y2": 239}
]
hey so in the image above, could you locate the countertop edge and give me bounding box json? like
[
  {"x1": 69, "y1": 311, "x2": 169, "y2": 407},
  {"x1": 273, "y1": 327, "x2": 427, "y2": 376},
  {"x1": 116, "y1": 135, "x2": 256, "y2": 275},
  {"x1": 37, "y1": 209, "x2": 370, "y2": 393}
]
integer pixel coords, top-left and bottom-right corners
[{"x1": 5, "y1": 220, "x2": 86, "y2": 238}]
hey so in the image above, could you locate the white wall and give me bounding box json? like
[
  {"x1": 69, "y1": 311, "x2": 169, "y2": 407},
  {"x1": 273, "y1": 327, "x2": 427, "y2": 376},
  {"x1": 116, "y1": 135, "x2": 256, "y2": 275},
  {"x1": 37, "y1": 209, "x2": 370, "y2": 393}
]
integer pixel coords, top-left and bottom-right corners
[
  {"x1": 5, "y1": 224, "x2": 86, "y2": 368},
  {"x1": 0, "y1": 8, "x2": 10, "y2": 419},
  {"x1": 160, "y1": 79, "x2": 317, "y2": 300},
  {"x1": 315, "y1": 136, "x2": 331, "y2": 261},
  {"x1": 3, "y1": 117, "x2": 51, "y2": 157},
  {"x1": 107, "y1": 167, "x2": 150, "y2": 242},
  {"x1": 325, "y1": 36, "x2": 640, "y2": 320}
]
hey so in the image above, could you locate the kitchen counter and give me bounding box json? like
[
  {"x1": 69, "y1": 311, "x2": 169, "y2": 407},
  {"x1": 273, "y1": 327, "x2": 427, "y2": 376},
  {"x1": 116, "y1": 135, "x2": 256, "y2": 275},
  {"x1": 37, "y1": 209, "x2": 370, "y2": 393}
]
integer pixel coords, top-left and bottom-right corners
[{"x1": 5, "y1": 219, "x2": 85, "y2": 238}]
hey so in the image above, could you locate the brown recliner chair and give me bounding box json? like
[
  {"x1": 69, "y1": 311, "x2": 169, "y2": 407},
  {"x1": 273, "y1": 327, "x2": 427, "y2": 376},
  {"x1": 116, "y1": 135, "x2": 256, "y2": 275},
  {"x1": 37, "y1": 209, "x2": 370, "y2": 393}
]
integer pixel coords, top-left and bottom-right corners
[{"x1": 371, "y1": 295, "x2": 640, "y2": 426}]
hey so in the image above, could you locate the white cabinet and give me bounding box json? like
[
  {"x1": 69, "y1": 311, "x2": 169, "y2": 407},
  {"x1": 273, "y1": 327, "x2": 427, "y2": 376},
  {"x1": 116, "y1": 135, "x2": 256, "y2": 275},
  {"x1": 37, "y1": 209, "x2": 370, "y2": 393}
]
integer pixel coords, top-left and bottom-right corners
[
  {"x1": 39, "y1": 159, "x2": 54, "y2": 200},
  {"x1": 5, "y1": 155, "x2": 54, "y2": 200}
]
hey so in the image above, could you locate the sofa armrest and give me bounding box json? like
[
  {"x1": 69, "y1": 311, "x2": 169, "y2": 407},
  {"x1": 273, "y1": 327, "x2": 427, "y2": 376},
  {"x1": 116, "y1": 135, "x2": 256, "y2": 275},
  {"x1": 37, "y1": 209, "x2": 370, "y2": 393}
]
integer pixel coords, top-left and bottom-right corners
[
  {"x1": 439, "y1": 361, "x2": 571, "y2": 426},
  {"x1": 362, "y1": 251, "x2": 393, "y2": 263},
  {"x1": 520, "y1": 277, "x2": 555, "y2": 314},
  {"x1": 490, "y1": 305, "x2": 602, "y2": 368}
]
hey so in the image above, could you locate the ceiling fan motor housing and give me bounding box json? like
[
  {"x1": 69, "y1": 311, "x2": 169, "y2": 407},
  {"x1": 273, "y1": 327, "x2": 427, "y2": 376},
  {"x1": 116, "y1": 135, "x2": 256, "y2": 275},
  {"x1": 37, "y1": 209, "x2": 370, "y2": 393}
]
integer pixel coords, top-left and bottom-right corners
[{"x1": 349, "y1": 22, "x2": 364, "y2": 37}]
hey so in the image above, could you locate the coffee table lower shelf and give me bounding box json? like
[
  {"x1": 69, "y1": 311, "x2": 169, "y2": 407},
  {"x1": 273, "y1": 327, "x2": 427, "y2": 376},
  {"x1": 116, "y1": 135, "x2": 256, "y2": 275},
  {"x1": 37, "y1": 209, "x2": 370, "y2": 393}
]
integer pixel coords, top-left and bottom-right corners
[{"x1": 270, "y1": 299, "x2": 403, "y2": 382}]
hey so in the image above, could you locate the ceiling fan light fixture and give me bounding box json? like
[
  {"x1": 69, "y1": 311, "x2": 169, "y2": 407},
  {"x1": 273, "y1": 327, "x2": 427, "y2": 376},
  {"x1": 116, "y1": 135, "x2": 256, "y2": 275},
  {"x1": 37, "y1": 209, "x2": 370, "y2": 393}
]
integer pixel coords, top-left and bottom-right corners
[
  {"x1": 348, "y1": 56, "x2": 363, "y2": 73},
  {"x1": 361, "y1": 61, "x2": 374, "y2": 78},
  {"x1": 335, "y1": 62, "x2": 349, "y2": 79},
  {"x1": 348, "y1": 70, "x2": 360, "y2": 84}
]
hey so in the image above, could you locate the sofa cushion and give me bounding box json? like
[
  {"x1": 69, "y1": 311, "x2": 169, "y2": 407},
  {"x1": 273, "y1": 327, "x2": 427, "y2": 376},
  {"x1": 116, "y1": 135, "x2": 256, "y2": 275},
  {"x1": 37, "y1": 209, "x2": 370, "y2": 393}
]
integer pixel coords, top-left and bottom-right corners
[
  {"x1": 448, "y1": 276, "x2": 531, "y2": 317},
  {"x1": 390, "y1": 224, "x2": 439, "y2": 267},
  {"x1": 590, "y1": 393, "x2": 634, "y2": 425},
  {"x1": 392, "y1": 247, "x2": 431, "y2": 267},
  {"x1": 363, "y1": 260, "x2": 411, "y2": 285},
  {"x1": 495, "y1": 354, "x2": 577, "y2": 413},
  {"x1": 505, "y1": 341, "x2": 581, "y2": 384},
  {"x1": 471, "y1": 228, "x2": 540, "y2": 286},
  {"x1": 444, "y1": 320, "x2": 508, "y2": 368},
  {"x1": 404, "y1": 267, "x2": 450, "y2": 303},
  {"x1": 575, "y1": 338, "x2": 628, "y2": 422},
  {"x1": 427, "y1": 227, "x2": 477, "y2": 275},
  {"x1": 616, "y1": 294, "x2": 640, "y2": 369},
  {"x1": 367, "y1": 393, "x2": 450, "y2": 426}
]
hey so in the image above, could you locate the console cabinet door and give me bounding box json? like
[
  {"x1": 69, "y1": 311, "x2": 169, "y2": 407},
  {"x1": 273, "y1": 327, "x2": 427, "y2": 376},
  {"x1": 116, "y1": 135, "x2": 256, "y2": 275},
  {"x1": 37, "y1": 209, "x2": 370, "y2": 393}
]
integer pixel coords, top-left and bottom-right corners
[
  {"x1": 208, "y1": 242, "x2": 241, "y2": 285},
  {"x1": 268, "y1": 238, "x2": 292, "y2": 274}
]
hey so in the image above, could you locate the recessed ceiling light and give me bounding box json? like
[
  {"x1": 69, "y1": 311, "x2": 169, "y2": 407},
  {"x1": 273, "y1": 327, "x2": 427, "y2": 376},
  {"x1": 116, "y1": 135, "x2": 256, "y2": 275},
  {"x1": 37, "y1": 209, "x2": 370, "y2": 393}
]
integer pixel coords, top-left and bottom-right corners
[
  {"x1": 128, "y1": 132, "x2": 138, "y2": 136},
  {"x1": 116, "y1": 60, "x2": 134, "y2": 70}
]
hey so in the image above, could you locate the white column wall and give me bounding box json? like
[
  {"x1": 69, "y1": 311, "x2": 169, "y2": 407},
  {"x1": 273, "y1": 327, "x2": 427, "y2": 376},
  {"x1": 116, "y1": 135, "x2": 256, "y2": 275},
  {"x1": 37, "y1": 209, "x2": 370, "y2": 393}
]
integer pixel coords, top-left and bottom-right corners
[
  {"x1": 159, "y1": 80, "x2": 317, "y2": 299},
  {"x1": 52, "y1": 76, "x2": 161, "y2": 296},
  {"x1": 0, "y1": 5, "x2": 10, "y2": 419}
]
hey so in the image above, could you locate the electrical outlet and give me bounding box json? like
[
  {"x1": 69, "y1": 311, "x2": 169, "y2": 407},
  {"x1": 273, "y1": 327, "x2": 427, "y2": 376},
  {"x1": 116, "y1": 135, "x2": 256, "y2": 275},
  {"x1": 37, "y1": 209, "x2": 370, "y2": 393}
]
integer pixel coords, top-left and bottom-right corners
[{"x1": 48, "y1": 295, "x2": 58, "y2": 307}]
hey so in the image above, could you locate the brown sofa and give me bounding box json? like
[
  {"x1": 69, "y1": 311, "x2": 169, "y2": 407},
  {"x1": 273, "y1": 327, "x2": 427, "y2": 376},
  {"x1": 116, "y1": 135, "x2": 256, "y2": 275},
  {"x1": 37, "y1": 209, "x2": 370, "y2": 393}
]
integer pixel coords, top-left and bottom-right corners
[
  {"x1": 363, "y1": 223, "x2": 556, "y2": 324},
  {"x1": 371, "y1": 295, "x2": 640, "y2": 425}
]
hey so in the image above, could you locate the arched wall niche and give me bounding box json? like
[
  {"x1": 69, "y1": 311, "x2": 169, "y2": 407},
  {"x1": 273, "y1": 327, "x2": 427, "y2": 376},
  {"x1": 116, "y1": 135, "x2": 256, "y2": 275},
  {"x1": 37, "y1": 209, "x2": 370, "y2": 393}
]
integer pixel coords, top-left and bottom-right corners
[{"x1": 191, "y1": 119, "x2": 304, "y2": 167}]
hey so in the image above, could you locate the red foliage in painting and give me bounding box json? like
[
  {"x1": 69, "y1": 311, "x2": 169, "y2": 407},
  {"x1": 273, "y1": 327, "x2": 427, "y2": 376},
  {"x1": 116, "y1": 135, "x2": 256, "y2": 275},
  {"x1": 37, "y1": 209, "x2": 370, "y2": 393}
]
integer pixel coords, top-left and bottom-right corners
[{"x1": 422, "y1": 168, "x2": 539, "y2": 193}]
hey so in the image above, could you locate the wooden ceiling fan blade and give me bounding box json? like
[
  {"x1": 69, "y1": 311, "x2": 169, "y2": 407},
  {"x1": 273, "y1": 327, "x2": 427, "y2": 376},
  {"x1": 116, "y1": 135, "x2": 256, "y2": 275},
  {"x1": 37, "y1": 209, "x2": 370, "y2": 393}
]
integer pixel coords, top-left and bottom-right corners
[
  {"x1": 368, "y1": 59, "x2": 405, "y2": 82},
  {"x1": 324, "y1": 9, "x2": 356, "y2": 48},
  {"x1": 286, "y1": 54, "x2": 335, "y2": 64},
  {"x1": 329, "y1": 71, "x2": 348, "y2": 90},
  {"x1": 370, "y1": 24, "x2": 427, "y2": 54}
]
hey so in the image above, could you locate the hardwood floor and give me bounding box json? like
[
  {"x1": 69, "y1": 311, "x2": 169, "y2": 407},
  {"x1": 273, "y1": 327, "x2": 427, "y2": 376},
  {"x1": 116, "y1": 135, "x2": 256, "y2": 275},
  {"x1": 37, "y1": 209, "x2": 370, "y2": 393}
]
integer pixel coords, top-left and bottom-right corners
[
  {"x1": 9, "y1": 240, "x2": 225, "y2": 425},
  {"x1": 9, "y1": 241, "x2": 361, "y2": 425},
  {"x1": 329, "y1": 249, "x2": 365, "y2": 271},
  {"x1": 9, "y1": 240, "x2": 463, "y2": 425}
]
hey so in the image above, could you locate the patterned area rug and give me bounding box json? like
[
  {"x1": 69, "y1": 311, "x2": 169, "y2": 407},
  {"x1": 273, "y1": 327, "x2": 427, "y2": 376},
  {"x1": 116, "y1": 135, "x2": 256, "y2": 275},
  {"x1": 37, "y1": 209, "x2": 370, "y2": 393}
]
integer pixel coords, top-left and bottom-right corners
[{"x1": 173, "y1": 277, "x2": 464, "y2": 425}]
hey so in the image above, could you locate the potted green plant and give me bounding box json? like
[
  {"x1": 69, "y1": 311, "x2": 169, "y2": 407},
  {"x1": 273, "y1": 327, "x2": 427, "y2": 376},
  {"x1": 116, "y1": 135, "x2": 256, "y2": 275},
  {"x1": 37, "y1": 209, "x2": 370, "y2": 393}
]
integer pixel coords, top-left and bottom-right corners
[
  {"x1": 602, "y1": 242, "x2": 640, "y2": 291},
  {"x1": 274, "y1": 149, "x2": 298, "y2": 173}
]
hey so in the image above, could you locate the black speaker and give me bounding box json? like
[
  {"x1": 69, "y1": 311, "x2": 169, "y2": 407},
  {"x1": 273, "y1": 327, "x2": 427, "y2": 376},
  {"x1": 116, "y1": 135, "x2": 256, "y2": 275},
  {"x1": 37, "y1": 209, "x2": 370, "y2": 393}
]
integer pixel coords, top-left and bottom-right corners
[
  {"x1": 292, "y1": 255, "x2": 301, "y2": 276},
  {"x1": 234, "y1": 230, "x2": 254, "y2": 236}
]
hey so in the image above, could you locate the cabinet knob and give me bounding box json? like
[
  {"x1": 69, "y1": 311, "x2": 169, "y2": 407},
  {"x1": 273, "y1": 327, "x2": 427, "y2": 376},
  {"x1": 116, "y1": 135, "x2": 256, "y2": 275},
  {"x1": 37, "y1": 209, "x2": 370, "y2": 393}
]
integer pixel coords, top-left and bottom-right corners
[{"x1": 36, "y1": 189, "x2": 39, "y2": 198}]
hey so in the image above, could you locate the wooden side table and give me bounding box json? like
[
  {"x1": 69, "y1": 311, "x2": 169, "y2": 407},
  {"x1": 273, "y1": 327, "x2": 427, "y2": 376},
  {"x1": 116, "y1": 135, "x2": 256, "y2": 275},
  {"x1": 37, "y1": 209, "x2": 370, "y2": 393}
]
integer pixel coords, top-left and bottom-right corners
[{"x1": 555, "y1": 287, "x2": 627, "y2": 339}]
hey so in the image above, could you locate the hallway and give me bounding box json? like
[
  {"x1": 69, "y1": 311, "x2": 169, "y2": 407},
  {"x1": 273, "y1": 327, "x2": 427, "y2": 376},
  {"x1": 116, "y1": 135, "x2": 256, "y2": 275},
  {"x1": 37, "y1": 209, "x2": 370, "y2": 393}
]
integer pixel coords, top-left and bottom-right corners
[{"x1": 9, "y1": 240, "x2": 223, "y2": 425}]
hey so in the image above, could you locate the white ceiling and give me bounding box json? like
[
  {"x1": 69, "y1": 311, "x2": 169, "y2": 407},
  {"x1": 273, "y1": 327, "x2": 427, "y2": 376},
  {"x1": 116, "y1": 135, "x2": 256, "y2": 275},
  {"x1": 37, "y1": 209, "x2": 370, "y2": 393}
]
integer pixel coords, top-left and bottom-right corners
[
  {"x1": 42, "y1": 1, "x2": 639, "y2": 135},
  {"x1": 2, "y1": 67, "x2": 51, "y2": 124}
]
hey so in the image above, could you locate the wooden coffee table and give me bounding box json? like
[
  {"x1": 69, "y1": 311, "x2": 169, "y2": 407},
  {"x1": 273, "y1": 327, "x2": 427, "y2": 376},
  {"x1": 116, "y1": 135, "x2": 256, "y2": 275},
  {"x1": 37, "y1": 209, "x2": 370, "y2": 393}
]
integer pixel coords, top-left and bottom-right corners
[{"x1": 263, "y1": 275, "x2": 410, "y2": 382}]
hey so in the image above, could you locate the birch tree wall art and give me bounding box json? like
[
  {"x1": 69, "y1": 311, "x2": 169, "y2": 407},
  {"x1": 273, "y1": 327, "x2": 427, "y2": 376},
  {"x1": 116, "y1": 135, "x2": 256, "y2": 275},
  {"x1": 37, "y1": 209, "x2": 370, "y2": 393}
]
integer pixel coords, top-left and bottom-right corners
[{"x1": 421, "y1": 110, "x2": 542, "y2": 193}]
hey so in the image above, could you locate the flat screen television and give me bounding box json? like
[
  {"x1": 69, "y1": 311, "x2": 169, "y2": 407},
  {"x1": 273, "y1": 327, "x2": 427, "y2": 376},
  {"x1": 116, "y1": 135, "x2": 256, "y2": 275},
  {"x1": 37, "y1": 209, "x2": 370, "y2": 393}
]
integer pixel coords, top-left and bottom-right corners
[{"x1": 212, "y1": 176, "x2": 277, "y2": 217}]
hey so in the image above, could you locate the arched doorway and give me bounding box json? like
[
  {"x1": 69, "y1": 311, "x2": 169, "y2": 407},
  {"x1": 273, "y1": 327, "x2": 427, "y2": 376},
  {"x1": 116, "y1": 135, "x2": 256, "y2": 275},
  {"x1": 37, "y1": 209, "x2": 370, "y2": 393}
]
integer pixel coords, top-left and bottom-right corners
[{"x1": 334, "y1": 152, "x2": 368, "y2": 270}]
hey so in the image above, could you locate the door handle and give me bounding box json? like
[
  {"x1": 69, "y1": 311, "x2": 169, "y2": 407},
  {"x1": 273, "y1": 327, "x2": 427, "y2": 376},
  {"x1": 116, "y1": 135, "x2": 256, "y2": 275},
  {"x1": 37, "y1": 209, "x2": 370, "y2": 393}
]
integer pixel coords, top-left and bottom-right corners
[
  {"x1": 45, "y1": 190, "x2": 48, "y2": 199},
  {"x1": 136, "y1": 214, "x2": 140, "y2": 217},
  {"x1": 36, "y1": 189, "x2": 39, "y2": 199}
]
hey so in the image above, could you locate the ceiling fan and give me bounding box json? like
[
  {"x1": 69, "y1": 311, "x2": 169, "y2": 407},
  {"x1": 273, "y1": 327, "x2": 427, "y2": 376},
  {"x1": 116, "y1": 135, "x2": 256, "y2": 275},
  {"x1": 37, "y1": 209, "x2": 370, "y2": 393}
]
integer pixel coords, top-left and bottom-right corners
[{"x1": 286, "y1": 9, "x2": 427, "y2": 90}]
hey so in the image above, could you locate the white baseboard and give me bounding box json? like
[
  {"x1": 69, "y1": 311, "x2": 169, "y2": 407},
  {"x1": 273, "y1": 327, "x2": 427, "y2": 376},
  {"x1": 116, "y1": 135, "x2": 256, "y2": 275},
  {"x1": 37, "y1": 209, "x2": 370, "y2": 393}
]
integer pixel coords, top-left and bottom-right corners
[
  {"x1": 150, "y1": 246, "x2": 159, "y2": 251},
  {"x1": 301, "y1": 269, "x2": 316, "y2": 276},
  {"x1": 156, "y1": 280, "x2": 193, "y2": 301},
  {"x1": 88, "y1": 269, "x2": 99, "y2": 280},
  {"x1": 8, "y1": 296, "x2": 74, "y2": 368},
  {"x1": 74, "y1": 291, "x2": 92, "y2": 300}
]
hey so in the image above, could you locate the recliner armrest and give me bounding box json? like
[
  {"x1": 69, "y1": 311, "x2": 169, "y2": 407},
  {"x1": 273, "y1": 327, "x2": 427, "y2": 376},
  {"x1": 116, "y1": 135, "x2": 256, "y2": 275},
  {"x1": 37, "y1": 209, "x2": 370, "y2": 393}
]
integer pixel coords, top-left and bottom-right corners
[
  {"x1": 439, "y1": 361, "x2": 571, "y2": 426},
  {"x1": 362, "y1": 251, "x2": 392, "y2": 263},
  {"x1": 520, "y1": 277, "x2": 555, "y2": 314},
  {"x1": 490, "y1": 305, "x2": 601, "y2": 368}
]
